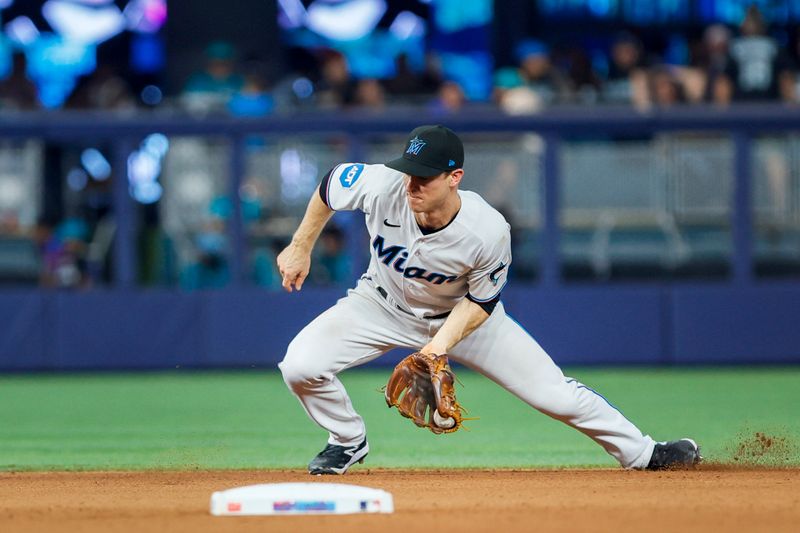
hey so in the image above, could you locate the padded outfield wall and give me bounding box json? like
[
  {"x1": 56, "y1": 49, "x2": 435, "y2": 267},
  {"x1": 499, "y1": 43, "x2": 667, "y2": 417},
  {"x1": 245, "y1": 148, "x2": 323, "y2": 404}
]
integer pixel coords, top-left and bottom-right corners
[
  {"x1": 1, "y1": 110, "x2": 799, "y2": 370},
  {"x1": 1, "y1": 283, "x2": 800, "y2": 370}
]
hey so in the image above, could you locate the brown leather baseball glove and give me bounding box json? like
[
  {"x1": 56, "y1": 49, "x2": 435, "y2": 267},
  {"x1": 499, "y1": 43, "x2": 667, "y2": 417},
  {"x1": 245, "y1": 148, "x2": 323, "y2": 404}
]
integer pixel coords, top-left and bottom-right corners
[{"x1": 384, "y1": 352, "x2": 465, "y2": 434}]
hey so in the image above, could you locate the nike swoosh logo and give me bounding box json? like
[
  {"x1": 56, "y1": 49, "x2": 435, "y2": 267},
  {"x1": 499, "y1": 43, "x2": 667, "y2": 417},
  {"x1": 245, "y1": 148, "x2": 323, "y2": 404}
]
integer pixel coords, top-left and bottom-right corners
[
  {"x1": 489, "y1": 262, "x2": 507, "y2": 285},
  {"x1": 383, "y1": 219, "x2": 401, "y2": 227}
]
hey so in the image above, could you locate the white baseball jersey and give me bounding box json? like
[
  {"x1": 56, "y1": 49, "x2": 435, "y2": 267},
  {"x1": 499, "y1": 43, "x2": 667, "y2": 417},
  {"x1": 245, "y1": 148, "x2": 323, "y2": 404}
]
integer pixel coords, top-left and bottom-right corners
[
  {"x1": 322, "y1": 162, "x2": 511, "y2": 318},
  {"x1": 279, "y1": 161, "x2": 657, "y2": 471}
]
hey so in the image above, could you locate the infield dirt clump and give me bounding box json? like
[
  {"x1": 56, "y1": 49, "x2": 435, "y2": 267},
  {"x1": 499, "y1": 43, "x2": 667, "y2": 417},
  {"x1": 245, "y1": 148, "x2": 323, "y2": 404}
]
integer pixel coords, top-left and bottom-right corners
[{"x1": 730, "y1": 431, "x2": 795, "y2": 465}]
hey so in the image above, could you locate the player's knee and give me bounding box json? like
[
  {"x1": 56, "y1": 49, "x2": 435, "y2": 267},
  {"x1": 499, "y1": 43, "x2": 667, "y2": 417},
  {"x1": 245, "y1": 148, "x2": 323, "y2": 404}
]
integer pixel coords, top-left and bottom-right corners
[
  {"x1": 279, "y1": 340, "x2": 329, "y2": 390},
  {"x1": 279, "y1": 357, "x2": 314, "y2": 390}
]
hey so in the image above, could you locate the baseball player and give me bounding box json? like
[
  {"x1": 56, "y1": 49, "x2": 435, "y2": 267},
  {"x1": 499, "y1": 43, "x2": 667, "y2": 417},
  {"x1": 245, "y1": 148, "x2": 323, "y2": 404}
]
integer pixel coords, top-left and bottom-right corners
[{"x1": 277, "y1": 125, "x2": 701, "y2": 474}]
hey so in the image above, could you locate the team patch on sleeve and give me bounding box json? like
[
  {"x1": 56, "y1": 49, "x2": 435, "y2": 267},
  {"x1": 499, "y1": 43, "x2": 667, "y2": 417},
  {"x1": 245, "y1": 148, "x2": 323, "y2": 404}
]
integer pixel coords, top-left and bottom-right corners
[
  {"x1": 467, "y1": 252, "x2": 511, "y2": 305},
  {"x1": 489, "y1": 262, "x2": 507, "y2": 286},
  {"x1": 339, "y1": 164, "x2": 364, "y2": 188}
]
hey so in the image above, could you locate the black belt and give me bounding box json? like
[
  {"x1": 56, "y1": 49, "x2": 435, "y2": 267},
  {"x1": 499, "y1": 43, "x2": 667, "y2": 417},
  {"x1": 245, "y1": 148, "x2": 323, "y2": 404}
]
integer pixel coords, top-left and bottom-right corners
[{"x1": 376, "y1": 286, "x2": 451, "y2": 320}]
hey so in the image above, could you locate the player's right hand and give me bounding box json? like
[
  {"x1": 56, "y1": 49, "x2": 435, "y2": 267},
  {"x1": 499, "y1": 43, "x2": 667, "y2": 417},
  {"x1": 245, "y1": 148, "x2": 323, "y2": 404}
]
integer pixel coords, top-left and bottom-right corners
[{"x1": 276, "y1": 242, "x2": 311, "y2": 293}]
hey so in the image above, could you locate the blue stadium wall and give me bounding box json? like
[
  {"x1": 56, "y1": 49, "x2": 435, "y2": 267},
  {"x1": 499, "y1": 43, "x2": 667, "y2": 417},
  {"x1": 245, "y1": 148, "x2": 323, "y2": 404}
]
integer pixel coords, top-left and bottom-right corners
[
  {"x1": 3, "y1": 110, "x2": 800, "y2": 371},
  {"x1": 2, "y1": 283, "x2": 799, "y2": 371}
]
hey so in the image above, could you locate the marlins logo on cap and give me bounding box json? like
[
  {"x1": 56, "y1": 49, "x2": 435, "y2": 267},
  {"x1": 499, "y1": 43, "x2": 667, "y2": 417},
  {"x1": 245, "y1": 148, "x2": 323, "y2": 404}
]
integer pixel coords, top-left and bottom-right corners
[
  {"x1": 386, "y1": 125, "x2": 464, "y2": 178},
  {"x1": 406, "y1": 136, "x2": 427, "y2": 156}
]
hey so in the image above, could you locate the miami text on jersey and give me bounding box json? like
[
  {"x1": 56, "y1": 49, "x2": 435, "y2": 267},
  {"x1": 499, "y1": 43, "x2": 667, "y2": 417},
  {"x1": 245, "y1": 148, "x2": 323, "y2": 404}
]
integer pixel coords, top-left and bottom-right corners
[{"x1": 372, "y1": 235, "x2": 457, "y2": 285}]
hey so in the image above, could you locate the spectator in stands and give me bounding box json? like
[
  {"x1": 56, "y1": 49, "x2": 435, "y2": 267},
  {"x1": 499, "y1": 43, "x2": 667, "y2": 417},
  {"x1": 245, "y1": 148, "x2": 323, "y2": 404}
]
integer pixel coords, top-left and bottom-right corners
[
  {"x1": 314, "y1": 50, "x2": 356, "y2": 109},
  {"x1": 695, "y1": 24, "x2": 734, "y2": 104},
  {"x1": 788, "y1": 26, "x2": 800, "y2": 104},
  {"x1": 714, "y1": 6, "x2": 795, "y2": 104},
  {"x1": 181, "y1": 41, "x2": 245, "y2": 113},
  {"x1": 180, "y1": 218, "x2": 230, "y2": 290},
  {"x1": 311, "y1": 224, "x2": 351, "y2": 286},
  {"x1": 66, "y1": 64, "x2": 136, "y2": 110},
  {"x1": 352, "y1": 78, "x2": 386, "y2": 112},
  {"x1": 383, "y1": 53, "x2": 441, "y2": 101},
  {"x1": 268, "y1": 46, "x2": 320, "y2": 111},
  {"x1": 563, "y1": 46, "x2": 602, "y2": 104},
  {"x1": 253, "y1": 243, "x2": 282, "y2": 289},
  {"x1": 228, "y1": 70, "x2": 274, "y2": 117},
  {"x1": 516, "y1": 39, "x2": 569, "y2": 107},
  {"x1": 601, "y1": 32, "x2": 649, "y2": 107},
  {"x1": 0, "y1": 53, "x2": 39, "y2": 110},
  {"x1": 648, "y1": 66, "x2": 688, "y2": 108},
  {"x1": 492, "y1": 67, "x2": 541, "y2": 115},
  {"x1": 39, "y1": 218, "x2": 91, "y2": 289},
  {"x1": 491, "y1": 39, "x2": 568, "y2": 114},
  {"x1": 427, "y1": 80, "x2": 466, "y2": 116}
]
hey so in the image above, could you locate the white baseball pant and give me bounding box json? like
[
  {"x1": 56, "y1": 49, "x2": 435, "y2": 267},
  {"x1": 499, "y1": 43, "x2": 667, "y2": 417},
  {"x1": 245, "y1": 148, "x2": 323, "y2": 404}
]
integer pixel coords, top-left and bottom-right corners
[{"x1": 278, "y1": 278, "x2": 655, "y2": 468}]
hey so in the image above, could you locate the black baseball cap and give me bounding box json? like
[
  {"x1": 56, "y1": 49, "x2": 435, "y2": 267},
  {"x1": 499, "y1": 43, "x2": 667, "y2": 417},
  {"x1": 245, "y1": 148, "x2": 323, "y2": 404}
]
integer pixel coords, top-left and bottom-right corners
[{"x1": 385, "y1": 125, "x2": 464, "y2": 178}]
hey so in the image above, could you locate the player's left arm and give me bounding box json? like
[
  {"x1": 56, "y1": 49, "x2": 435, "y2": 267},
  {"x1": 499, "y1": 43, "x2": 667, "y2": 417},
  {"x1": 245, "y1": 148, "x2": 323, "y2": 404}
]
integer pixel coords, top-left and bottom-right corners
[
  {"x1": 422, "y1": 223, "x2": 512, "y2": 355},
  {"x1": 421, "y1": 297, "x2": 491, "y2": 356}
]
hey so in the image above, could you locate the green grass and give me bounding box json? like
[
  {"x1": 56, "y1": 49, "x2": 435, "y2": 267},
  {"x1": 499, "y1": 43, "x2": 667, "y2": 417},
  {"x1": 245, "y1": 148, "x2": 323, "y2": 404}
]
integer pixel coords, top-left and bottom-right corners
[{"x1": 0, "y1": 368, "x2": 798, "y2": 470}]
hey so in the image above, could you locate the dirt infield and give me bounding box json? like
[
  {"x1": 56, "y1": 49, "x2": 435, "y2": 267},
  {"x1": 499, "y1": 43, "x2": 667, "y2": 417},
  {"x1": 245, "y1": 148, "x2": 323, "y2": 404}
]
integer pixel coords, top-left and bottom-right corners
[{"x1": 1, "y1": 468, "x2": 798, "y2": 533}]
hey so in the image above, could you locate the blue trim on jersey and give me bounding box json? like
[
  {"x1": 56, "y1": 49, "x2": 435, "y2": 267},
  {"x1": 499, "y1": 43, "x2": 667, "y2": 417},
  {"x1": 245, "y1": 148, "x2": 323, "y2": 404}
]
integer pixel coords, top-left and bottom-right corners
[
  {"x1": 328, "y1": 164, "x2": 342, "y2": 209},
  {"x1": 318, "y1": 164, "x2": 341, "y2": 209},
  {"x1": 467, "y1": 292, "x2": 500, "y2": 315},
  {"x1": 565, "y1": 378, "x2": 626, "y2": 414},
  {"x1": 506, "y1": 313, "x2": 536, "y2": 340},
  {"x1": 468, "y1": 278, "x2": 507, "y2": 302},
  {"x1": 506, "y1": 314, "x2": 635, "y2": 426}
]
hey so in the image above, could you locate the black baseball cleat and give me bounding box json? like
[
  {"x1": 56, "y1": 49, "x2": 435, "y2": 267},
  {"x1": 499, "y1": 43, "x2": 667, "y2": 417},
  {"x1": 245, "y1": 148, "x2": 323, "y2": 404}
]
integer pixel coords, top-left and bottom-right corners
[
  {"x1": 646, "y1": 438, "x2": 702, "y2": 470},
  {"x1": 308, "y1": 438, "x2": 369, "y2": 475}
]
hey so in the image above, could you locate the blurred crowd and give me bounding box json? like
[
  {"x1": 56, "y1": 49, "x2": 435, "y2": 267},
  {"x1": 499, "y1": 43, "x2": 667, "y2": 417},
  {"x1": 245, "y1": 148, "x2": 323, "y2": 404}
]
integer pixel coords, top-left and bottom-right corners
[
  {"x1": 2, "y1": 6, "x2": 800, "y2": 290},
  {"x1": 169, "y1": 6, "x2": 800, "y2": 115},
  {"x1": 492, "y1": 8, "x2": 800, "y2": 113},
  {"x1": 1, "y1": 7, "x2": 799, "y2": 115}
]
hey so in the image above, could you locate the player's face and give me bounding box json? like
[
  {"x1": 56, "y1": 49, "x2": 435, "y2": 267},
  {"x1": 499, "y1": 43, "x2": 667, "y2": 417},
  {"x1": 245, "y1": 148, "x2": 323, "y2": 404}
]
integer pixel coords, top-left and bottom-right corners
[{"x1": 404, "y1": 171, "x2": 460, "y2": 213}]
